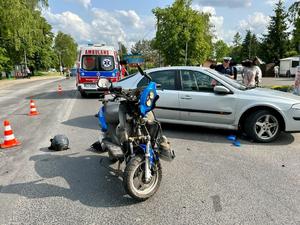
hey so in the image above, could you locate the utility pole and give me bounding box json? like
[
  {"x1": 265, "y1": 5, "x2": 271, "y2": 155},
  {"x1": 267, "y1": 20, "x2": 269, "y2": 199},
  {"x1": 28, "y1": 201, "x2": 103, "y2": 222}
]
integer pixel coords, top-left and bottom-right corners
[
  {"x1": 59, "y1": 52, "x2": 62, "y2": 75},
  {"x1": 298, "y1": 44, "x2": 300, "y2": 65},
  {"x1": 185, "y1": 41, "x2": 188, "y2": 66},
  {"x1": 24, "y1": 50, "x2": 27, "y2": 70}
]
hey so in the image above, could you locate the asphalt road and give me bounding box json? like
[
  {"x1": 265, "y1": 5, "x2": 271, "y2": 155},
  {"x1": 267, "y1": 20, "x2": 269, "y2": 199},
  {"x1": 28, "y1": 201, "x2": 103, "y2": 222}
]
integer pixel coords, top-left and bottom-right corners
[{"x1": 0, "y1": 77, "x2": 299, "y2": 225}]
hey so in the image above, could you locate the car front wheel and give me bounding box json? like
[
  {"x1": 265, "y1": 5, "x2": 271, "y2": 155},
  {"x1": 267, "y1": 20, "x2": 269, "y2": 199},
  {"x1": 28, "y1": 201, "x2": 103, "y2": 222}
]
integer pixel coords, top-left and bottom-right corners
[{"x1": 244, "y1": 110, "x2": 281, "y2": 143}]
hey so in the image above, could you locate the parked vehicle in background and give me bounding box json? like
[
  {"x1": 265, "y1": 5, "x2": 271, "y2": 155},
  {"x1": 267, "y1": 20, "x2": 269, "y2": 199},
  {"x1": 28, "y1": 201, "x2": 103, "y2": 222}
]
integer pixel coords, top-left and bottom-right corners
[
  {"x1": 76, "y1": 44, "x2": 120, "y2": 97},
  {"x1": 70, "y1": 68, "x2": 77, "y2": 77},
  {"x1": 117, "y1": 66, "x2": 300, "y2": 143},
  {"x1": 48, "y1": 68, "x2": 57, "y2": 72},
  {"x1": 279, "y1": 57, "x2": 300, "y2": 77}
]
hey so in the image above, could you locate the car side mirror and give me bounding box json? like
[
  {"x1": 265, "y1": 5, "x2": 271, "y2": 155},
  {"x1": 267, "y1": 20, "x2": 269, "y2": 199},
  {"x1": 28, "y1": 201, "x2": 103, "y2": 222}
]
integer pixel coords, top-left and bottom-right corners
[{"x1": 214, "y1": 85, "x2": 231, "y2": 94}]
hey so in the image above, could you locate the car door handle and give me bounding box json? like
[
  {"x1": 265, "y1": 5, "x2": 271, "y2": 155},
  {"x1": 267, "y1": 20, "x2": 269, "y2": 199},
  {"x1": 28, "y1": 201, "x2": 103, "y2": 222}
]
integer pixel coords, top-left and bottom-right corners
[{"x1": 181, "y1": 95, "x2": 192, "y2": 100}]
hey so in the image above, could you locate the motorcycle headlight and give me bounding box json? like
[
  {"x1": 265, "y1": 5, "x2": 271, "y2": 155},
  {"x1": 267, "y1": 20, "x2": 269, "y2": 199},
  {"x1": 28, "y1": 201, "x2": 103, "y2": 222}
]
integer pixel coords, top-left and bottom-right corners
[
  {"x1": 146, "y1": 91, "x2": 155, "y2": 107},
  {"x1": 146, "y1": 97, "x2": 152, "y2": 107},
  {"x1": 149, "y1": 91, "x2": 154, "y2": 100}
]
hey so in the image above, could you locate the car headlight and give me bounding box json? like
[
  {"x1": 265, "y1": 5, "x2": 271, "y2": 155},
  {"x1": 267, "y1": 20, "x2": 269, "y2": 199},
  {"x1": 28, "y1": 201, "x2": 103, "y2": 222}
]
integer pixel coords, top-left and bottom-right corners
[{"x1": 292, "y1": 103, "x2": 300, "y2": 110}]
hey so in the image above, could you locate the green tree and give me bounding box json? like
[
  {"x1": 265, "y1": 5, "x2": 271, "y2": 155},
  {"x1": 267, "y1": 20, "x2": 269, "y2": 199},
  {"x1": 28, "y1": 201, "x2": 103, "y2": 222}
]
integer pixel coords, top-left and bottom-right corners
[
  {"x1": 241, "y1": 30, "x2": 252, "y2": 60},
  {"x1": 0, "y1": 0, "x2": 54, "y2": 71},
  {"x1": 131, "y1": 39, "x2": 158, "y2": 64},
  {"x1": 260, "y1": 0, "x2": 289, "y2": 63},
  {"x1": 241, "y1": 30, "x2": 260, "y2": 61},
  {"x1": 213, "y1": 40, "x2": 230, "y2": 62},
  {"x1": 0, "y1": 48, "x2": 10, "y2": 72},
  {"x1": 118, "y1": 42, "x2": 128, "y2": 59},
  {"x1": 152, "y1": 0, "x2": 213, "y2": 66},
  {"x1": 54, "y1": 31, "x2": 78, "y2": 68},
  {"x1": 289, "y1": 1, "x2": 300, "y2": 54},
  {"x1": 230, "y1": 32, "x2": 243, "y2": 63}
]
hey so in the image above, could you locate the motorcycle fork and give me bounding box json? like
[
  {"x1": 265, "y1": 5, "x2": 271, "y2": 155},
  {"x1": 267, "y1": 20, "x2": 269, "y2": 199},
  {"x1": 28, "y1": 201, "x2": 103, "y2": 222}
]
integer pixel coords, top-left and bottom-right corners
[{"x1": 145, "y1": 136, "x2": 152, "y2": 182}]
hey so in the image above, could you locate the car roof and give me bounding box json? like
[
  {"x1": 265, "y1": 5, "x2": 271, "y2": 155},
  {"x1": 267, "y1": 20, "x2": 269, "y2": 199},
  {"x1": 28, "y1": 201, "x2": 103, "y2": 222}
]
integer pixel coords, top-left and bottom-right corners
[
  {"x1": 118, "y1": 66, "x2": 218, "y2": 89},
  {"x1": 144, "y1": 66, "x2": 207, "y2": 74}
]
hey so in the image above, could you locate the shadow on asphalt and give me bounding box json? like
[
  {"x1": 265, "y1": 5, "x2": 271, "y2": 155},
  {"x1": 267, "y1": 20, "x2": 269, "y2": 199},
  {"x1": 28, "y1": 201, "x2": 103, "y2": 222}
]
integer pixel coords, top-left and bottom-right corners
[
  {"x1": 25, "y1": 90, "x2": 78, "y2": 100},
  {"x1": 61, "y1": 116, "x2": 295, "y2": 146},
  {"x1": 0, "y1": 150, "x2": 138, "y2": 207},
  {"x1": 161, "y1": 123, "x2": 295, "y2": 146},
  {"x1": 62, "y1": 115, "x2": 99, "y2": 130},
  {"x1": 25, "y1": 90, "x2": 101, "y2": 100}
]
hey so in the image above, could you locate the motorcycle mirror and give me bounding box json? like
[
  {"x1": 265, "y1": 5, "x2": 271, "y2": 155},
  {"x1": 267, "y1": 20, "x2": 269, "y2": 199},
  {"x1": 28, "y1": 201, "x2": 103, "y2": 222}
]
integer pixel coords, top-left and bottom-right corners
[{"x1": 97, "y1": 78, "x2": 111, "y2": 91}]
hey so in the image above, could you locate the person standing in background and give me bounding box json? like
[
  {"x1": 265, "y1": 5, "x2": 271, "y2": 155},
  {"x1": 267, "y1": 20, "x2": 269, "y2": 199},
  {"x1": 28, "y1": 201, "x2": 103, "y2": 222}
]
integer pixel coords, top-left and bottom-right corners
[
  {"x1": 274, "y1": 65, "x2": 279, "y2": 78},
  {"x1": 253, "y1": 56, "x2": 263, "y2": 86},
  {"x1": 120, "y1": 60, "x2": 129, "y2": 79},
  {"x1": 242, "y1": 59, "x2": 257, "y2": 88},
  {"x1": 215, "y1": 57, "x2": 234, "y2": 79},
  {"x1": 229, "y1": 60, "x2": 238, "y2": 80}
]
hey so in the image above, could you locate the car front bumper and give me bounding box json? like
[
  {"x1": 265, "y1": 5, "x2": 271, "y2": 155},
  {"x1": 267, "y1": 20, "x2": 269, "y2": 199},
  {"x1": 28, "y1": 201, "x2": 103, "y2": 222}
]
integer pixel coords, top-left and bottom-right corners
[{"x1": 285, "y1": 108, "x2": 300, "y2": 132}]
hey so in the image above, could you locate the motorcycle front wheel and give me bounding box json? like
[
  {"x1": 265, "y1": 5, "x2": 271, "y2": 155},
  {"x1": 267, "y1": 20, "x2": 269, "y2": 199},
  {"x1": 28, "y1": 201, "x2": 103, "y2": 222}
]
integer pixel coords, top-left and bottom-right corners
[{"x1": 123, "y1": 155, "x2": 162, "y2": 201}]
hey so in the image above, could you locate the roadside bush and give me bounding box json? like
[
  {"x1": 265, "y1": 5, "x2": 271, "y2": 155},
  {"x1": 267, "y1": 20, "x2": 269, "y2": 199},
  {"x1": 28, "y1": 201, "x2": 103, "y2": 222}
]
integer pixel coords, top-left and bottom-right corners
[{"x1": 270, "y1": 85, "x2": 294, "y2": 92}]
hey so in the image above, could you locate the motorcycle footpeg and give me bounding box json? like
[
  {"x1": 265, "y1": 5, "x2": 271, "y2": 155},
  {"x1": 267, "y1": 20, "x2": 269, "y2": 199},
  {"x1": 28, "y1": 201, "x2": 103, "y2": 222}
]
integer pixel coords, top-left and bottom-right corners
[{"x1": 102, "y1": 140, "x2": 124, "y2": 159}]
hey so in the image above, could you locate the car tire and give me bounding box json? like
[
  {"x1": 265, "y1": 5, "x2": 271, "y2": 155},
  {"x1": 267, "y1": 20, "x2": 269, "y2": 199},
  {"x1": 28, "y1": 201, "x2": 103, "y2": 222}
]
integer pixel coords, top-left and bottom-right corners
[
  {"x1": 244, "y1": 110, "x2": 281, "y2": 143},
  {"x1": 80, "y1": 91, "x2": 87, "y2": 98}
]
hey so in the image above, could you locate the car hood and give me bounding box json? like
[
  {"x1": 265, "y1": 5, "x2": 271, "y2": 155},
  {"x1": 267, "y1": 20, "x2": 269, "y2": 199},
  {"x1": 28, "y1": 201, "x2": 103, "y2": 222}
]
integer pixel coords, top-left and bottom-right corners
[{"x1": 244, "y1": 88, "x2": 300, "y2": 104}]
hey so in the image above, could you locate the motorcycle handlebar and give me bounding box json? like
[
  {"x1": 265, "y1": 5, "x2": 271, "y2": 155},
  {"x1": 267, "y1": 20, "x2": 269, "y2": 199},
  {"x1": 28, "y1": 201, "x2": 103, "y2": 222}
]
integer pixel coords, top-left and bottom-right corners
[{"x1": 137, "y1": 65, "x2": 152, "y2": 82}]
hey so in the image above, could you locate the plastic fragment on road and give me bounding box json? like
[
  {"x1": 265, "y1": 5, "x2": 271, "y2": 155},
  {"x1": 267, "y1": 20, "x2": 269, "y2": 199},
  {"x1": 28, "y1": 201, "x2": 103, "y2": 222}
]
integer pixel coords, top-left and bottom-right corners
[
  {"x1": 233, "y1": 140, "x2": 241, "y2": 147},
  {"x1": 227, "y1": 135, "x2": 236, "y2": 141}
]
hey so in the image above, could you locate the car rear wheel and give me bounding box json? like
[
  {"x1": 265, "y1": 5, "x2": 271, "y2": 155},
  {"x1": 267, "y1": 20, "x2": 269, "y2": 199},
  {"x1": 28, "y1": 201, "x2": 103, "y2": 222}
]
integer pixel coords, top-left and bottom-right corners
[{"x1": 244, "y1": 110, "x2": 281, "y2": 143}]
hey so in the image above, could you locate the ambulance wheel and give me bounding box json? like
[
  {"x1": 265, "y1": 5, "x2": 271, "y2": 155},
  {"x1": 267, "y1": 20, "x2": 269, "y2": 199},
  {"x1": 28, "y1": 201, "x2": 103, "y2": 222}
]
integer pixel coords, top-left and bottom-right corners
[{"x1": 80, "y1": 91, "x2": 87, "y2": 98}]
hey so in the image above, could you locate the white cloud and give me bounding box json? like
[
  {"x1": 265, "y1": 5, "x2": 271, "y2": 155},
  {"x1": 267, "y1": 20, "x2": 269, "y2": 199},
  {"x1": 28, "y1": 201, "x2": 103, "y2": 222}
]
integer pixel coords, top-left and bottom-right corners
[
  {"x1": 192, "y1": 5, "x2": 236, "y2": 43},
  {"x1": 43, "y1": 8, "x2": 155, "y2": 51},
  {"x1": 193, "y1": 0, "x2": 252, "y2": 8},
  {"x1": 239, "y1": 12, "x2": 270, "y2": 36},
  {"x1": 43, "y1": 9, "x2": 92, "y2": 41},
  {"x1": 115, "y1": 10, "x2": 144, "y2": 29}
]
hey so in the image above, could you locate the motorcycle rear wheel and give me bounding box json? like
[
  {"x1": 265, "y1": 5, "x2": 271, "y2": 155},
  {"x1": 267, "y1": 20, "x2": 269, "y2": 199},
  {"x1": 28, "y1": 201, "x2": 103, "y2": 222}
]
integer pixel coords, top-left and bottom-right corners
[{"x1": 123, "y1": 155, "x2": 162, "y2": 201}]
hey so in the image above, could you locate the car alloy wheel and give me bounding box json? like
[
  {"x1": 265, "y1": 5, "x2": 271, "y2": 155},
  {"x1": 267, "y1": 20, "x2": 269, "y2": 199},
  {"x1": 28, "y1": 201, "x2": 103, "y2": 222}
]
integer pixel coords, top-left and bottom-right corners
[
  {"x1": 254, "y1": 114, "x2": 279, "y2": 140},
  {"x1": 244, "y1": 110, "x2": 281, "y2": 143}
]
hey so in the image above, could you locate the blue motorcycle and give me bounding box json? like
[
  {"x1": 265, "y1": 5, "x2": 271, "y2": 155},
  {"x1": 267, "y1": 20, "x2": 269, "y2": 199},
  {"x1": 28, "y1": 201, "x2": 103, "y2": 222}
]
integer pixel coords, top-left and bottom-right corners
[{"x1": 96, "y1": 66, "x2": 175, "y2": 201}]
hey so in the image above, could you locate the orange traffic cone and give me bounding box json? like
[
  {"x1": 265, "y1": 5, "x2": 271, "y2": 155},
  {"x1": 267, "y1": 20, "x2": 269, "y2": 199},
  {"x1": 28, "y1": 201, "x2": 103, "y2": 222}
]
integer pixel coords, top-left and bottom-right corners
[
  {"x1": 29, "y1": 99, "x2": 39, "y2": 116},
  {"x1": 58, "y1": 84, "x2": 62, "y2": 95},
  {"x1": 0, "y1": 120, "x2": 21, "y2": 148}
]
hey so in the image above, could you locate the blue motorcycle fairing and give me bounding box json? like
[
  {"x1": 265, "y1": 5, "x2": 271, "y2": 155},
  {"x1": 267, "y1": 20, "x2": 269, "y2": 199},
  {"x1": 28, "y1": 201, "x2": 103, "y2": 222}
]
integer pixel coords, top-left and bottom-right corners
[
  {"x1": 139, "y1": 144, "x2": 156, "y2": 167},
  {"x1": 139, "y1": 81, "x2": 158, "y2": 117},
  {"x1": 98, "y1": 106, "x2": 108, "y2": 132}
]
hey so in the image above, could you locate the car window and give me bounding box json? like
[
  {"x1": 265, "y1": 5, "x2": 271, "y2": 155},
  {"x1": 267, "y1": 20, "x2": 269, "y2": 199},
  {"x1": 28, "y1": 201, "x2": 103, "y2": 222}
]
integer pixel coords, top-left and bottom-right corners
[
  {"x1": 99, "y1": 56, "x2": 114, "y2": 71},
  {"x1": 118, "y1": 73, "x2": 137, "y2": 82},
  {"x1": 180, "y1": 70, "x2": 220, "y2": 92},
  {"x1": 82, "y1": 55, "x2": 115, "y2": 71},
  {"x1": 204, "y1": 68, "x2": 247, "y2": 90},
  {"x1": 180, "y1": 70, "x2": 198, "y2": 91},
  {"x1": 137, "y1": 70, "x2": 176, "y2": 90},
  {"x1": 82, "y1": 56, "x2": 97, "y2": 71}
]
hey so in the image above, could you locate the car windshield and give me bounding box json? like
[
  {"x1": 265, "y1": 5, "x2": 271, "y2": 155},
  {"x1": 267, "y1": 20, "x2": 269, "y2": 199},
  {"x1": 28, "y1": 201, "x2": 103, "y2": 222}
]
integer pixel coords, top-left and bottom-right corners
[
  {"x1": 204, "y1": 68, "x2": 247, "y2": 90},
  {"x1": 118, "y1": 73, "x2": 137, "y2": 82}
]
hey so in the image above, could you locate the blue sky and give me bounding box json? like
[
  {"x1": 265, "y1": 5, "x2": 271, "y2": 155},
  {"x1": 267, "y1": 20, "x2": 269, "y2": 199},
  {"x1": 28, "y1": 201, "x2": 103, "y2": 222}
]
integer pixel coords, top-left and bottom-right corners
[{"x1": 43, "y1": 0, "x2": 295, "y2": 50}]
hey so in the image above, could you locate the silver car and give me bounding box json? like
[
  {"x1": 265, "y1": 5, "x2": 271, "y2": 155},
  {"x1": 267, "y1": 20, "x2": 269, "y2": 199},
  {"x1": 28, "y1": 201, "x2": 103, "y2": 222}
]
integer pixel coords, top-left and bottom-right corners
[{"x1": 117, "y1": 66, "x2": 300, "y2": 142}]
